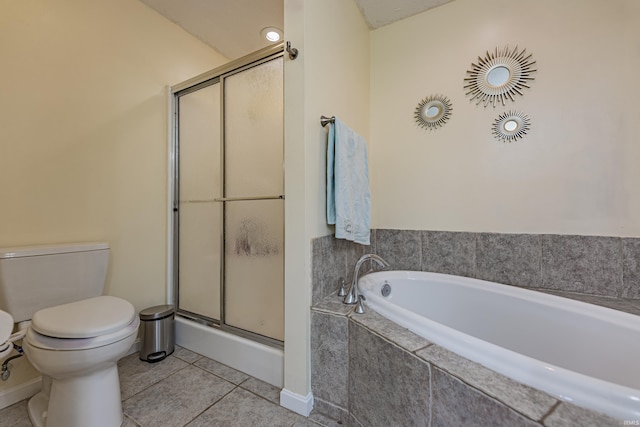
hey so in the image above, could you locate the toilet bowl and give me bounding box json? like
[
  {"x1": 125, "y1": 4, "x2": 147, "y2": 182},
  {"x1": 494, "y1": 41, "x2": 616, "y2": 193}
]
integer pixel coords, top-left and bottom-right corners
[
  {"x1": 23, "y1": 296, "x2": 139, "y2": 427},
  {"x1": 0, "y1": 242, "x2": 140, "y2": 427}
]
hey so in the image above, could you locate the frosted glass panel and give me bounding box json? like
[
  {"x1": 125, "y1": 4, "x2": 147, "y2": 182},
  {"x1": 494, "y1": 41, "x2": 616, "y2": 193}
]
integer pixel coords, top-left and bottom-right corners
[
  {"x1": 179, "y1": 84, "x2": 221, "y2": 201},
  {"x1": 177, "y1": 82, "x2": 221, "y2": 320},
  {"x1": 178, "y1": 202, "x2": 221, "y2": 320},
  {"x1": 225, "y1": 57, "x2": 283, "y2": 197},
  {"x1": 224, "y1": 200, "x2": 284, "y2": 341}
]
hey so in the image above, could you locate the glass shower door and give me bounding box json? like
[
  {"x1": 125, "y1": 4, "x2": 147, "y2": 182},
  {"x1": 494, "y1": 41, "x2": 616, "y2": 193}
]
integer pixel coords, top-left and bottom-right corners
[
  {"x1": 223, "y1": 56, "x2": 284, "y2": 341},
  {"x1": 176, "y1": 82, "x2": 222, "y2": 322},
  {"x1": 174, "y1": 50, "x2": 284, "y2": 345}
]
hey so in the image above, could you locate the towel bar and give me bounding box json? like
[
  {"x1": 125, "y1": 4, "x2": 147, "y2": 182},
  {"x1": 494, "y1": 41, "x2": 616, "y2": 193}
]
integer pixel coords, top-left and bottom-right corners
[{"x1": 321, "y1": 115, "x2": 335, "y2": 127}]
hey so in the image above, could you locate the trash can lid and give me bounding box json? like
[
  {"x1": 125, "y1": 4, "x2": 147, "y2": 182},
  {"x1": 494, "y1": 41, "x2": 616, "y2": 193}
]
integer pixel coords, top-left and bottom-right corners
[{"x1": 140, "y1": 304, "x2": 175, "y2": 320}]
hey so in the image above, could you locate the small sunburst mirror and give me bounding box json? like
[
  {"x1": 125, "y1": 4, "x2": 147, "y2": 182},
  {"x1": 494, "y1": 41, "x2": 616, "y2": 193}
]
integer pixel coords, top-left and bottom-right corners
[
  {"x1": 492, "y1": 111, "x2": 531, "y2": 142},
  {"x1": 464, "y1": 46, "x2": 536, "y2": 107},
  {"x1": 414, "y1": 95, "x2": 452, "y2": 130}
]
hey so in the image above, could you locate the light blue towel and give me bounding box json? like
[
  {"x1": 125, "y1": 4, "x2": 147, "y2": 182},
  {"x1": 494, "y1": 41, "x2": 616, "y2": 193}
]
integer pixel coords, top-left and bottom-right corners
[{"x1": 327, "y1": 117, "x2": 371, "y2": 245}]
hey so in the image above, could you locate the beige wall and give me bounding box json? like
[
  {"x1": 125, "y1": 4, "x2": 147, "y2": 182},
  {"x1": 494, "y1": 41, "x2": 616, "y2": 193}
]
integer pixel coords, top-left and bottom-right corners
[
  {"x1": 0, "y1": 0, "x2": 228, "y2": 312},
  {"x1": 283, "y1": 0, "x2": 370, "y2": 400},
  {"x1": 370, "y1": 0, "x2": 640, "y2": 237}
]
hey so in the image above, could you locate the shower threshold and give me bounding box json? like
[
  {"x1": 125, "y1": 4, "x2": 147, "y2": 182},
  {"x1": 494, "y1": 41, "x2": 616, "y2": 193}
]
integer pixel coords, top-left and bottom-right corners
[{"x1": 175, "y1": 316, "x2": 284, "y2": 388}]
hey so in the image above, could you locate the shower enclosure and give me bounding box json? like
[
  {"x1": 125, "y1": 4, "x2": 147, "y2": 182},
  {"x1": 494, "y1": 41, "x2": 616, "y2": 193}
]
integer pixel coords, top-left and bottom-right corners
[{"x1": 170, "y1": 45, "x2": 284, "y2": 348}]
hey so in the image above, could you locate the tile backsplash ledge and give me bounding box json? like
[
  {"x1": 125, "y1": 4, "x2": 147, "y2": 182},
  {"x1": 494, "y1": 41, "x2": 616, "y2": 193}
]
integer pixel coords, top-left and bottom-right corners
[{"x1": 312, "y1": 229, "x2": 640, "y2": 306}]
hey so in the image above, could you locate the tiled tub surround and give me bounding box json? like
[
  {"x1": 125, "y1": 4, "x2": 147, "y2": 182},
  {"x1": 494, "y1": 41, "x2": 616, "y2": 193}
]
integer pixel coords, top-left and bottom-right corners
[
  {"x1": 311, "y1": 230, "x2": 640, "y2": 425},
  {"x1": 312, "y1": 230, "x2": 640, "y2": 314},
  {"x1": 312, "y1": 298, "x2": 620, "y2": 426}
]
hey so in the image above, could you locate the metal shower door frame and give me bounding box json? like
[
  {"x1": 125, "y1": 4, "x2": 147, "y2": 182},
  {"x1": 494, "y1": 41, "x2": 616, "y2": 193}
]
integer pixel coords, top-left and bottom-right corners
[{"x1": 170, "y1": 43, "x2": 284, "y2": 348}]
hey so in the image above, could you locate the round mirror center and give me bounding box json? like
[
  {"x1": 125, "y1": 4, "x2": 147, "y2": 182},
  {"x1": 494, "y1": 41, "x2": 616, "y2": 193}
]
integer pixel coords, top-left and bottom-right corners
[
  {"x1": 425, "y1": 105, "x2": 441, "y2": 118},
  {"x1": 504, "y1": 119, "x2": 519, "y2": 132},
  {"x1": 487, "y1": 66, "x2": 511, "y2": 87}
]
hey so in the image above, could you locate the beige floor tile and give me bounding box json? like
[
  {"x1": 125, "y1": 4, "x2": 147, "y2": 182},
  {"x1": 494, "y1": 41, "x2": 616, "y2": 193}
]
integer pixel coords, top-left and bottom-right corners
[
  {"x1": 123, "y1": 365, "x2": 234, "y2": 427},
  {"x1": 0, "y1": 400, "x2": 33, "y2": 427},
  {"x1": 0, "y1": 350, "x2": 334, "y2": 427},
  {"x1": 186, "y1": 387, "x2": 305, "y2": 427},
  {"x1": 194, "y1": 357, "x2": 250, "y2": 385},
  {"x1": 240, "y1": 377, "x2": 281, "y2": 404},
  {"x1": 118, "y1": 353, "x2": 188, "y2": 400},
  {"x1": 172, "y1": 345, "x2": 203, "y2": 364}
]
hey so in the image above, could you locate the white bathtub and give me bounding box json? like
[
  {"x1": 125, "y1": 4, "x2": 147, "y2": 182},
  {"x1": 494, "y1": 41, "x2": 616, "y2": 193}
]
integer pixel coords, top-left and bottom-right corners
[{"x1": 358, "y1": 270, "x2": 640, "y2": 420}]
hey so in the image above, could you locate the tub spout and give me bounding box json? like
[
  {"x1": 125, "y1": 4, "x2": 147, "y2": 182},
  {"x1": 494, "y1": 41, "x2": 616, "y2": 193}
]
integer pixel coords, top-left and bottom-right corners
[{"x1": 344, "y1": 254, "x2": 390, "y2": 309}]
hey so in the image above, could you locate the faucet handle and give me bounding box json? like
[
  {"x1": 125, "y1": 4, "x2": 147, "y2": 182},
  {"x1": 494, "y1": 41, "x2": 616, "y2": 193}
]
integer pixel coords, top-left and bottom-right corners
[
  {"x1": 354, "y1": 295, "x2": 366, "y2": 314},
  {"x1": 337, "y1": 277, "x2": 347, "y2": 297}
]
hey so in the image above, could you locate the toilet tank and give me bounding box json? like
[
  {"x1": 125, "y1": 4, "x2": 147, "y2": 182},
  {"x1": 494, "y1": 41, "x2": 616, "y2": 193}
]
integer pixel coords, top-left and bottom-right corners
[{"x1": 0, "y1": 242, "x2": 109, "y2": 323}]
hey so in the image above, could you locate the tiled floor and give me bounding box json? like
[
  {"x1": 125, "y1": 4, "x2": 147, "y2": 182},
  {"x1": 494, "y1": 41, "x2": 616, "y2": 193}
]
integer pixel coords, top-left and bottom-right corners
[{"x1": 0, "y1": 346, "x2": 335, "y2": 427}]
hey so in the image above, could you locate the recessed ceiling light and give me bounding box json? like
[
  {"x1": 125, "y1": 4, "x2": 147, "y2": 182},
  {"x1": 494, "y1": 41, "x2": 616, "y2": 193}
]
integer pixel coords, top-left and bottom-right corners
[{"x1": 261, "y1": 27, "x2": 283, "y2": 43}]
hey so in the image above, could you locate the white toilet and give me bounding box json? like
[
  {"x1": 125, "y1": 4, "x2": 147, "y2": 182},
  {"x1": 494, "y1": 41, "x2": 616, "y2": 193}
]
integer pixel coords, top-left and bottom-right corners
[{"x1": 0, "y1": 242, "x2": 140, "y2": 427}]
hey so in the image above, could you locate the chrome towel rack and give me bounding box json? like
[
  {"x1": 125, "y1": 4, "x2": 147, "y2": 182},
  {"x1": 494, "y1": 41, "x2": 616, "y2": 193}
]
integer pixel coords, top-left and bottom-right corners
[{"x1": 320, "y1": 115, "x2": 335, "y2": 127}]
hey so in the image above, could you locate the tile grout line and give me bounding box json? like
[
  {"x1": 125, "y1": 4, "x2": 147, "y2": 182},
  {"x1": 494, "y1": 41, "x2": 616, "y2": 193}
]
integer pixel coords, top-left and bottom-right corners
[
  {"x1": 120, "y1": 356, "x2": 192, "y2": 402},
  {"x1": 185, "y1": 383, "x2": 240, "y2": 426},
  {"x1": 185, "y1": 350, "x2": 287, "y2": 411},
  {"x1": 176, "y1": 350, "x2": 272, "y2": 424},
  {"x1": 539, "y1": 400, "x2": 561, "y2": 426}
]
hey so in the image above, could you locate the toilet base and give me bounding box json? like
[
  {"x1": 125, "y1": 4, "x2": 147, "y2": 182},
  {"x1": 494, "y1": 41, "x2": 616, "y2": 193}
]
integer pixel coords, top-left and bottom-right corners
[
  {"x1": 27, "y1": 391, "x2": 48, "y2": 427},
  {"x1": 27, "y1": 367, "x2": 124, "y2": 427}
]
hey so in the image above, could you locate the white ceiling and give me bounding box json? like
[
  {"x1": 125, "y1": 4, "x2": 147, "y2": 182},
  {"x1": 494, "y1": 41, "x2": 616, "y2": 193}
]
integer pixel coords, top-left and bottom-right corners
[
  {"x1": 139, "y1": 0, "x2": 284, "y2": 59},
  {"x1": 354, "y1": 0, "x2": 454, "y2": 29},
  {"x1": 139, "y1": 0, "x2": 454, "y2": 60}
]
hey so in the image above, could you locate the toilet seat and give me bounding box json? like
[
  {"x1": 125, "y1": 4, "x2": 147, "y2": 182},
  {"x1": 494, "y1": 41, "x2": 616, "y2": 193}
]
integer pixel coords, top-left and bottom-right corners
[
  {"x1": 26, "y1": 295, "x2": 139, "y2": 351},
  {"x1": 26, "y1": 316, "x2": 140, "y2": 351},
  {"x1": 31, "y1": 295, "x2": 135, "y2": 339}
]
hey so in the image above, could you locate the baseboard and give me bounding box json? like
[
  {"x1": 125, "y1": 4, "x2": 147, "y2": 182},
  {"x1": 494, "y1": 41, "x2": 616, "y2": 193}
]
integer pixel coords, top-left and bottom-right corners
[
  {"x1": 280, "y1": 388, "x2": 313, "y2": 417},
  {"x1": 0, "y1": 376, "x2": 41, "y2": 409}
]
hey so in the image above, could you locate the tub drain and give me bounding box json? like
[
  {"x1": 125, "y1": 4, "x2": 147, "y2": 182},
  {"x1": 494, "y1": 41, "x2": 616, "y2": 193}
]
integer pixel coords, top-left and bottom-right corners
[{"x1": 380, "y1": 282, "x2": 392, "y2": 297}]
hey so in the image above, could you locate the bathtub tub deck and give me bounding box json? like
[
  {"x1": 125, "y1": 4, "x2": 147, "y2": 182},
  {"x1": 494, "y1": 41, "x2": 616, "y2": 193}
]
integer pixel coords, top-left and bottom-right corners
[{"x1": 358, "y1": 270, "x2": 640, "y2": 420}]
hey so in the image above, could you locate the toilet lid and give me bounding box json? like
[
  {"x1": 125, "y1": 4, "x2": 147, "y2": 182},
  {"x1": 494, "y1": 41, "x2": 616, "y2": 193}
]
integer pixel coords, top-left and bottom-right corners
[{"x1": 31, "y1": 296, "x2": 136, "y2": 339}]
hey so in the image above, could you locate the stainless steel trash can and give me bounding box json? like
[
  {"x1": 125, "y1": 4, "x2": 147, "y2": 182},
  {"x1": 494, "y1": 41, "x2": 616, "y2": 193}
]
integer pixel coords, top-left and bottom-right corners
[{"x1": 139, "y1": 304, "x2": 175, "y2": 363}]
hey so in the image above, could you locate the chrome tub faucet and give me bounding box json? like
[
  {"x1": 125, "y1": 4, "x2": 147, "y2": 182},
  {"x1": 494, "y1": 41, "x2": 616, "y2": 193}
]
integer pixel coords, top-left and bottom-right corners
[{"x1": 343, "y1": 254, "x2": 390, "y2": 313}]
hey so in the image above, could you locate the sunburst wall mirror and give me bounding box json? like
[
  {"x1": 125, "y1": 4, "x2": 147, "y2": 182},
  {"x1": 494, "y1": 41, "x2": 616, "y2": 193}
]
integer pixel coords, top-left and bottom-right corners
[
  {"x1": 464, "y1": 46, "x2": 536, "y2": 107},
  {"x1": 492, "y1": 111, "x2": 531, "y2": 142},
  {"x1": 414, "y1": 94, "x2": 453, "y2": 130}
]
